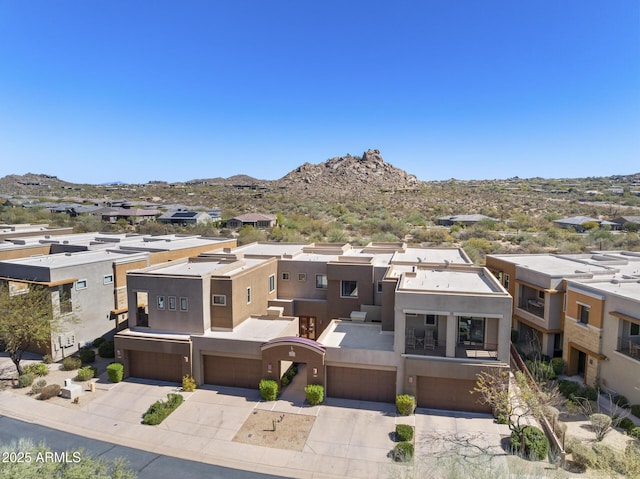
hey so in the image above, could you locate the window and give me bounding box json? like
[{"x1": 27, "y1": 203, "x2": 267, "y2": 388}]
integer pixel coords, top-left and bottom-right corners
[
  {"x1": 59, "y1": 284, "x2": 72, "y2": 314},
  {"x1": 76, "y1": 279, "x2": 87, "y2": 290},
  {"x1": 269, "y1": 274, "x2": 275, "y2": 293},
  {"x1": 538, "y1": 290, "x2": 545, "y2": 300},
  {"x1": 426, "y1": 314, "x2": 436, "y2": 326},
  {"x1": 578, "y1": 304, "x2": 590, "y2": 325},
  {"x1": 298, "y1": 273, "x2": 307, "y2": 282},
  {"x1": 157, "y1": 296, "x2": 165, "y2": 310},
  {"x1": 459, "y1": 316, "x2": 485, "y2": 344},
  {"x1": 316, "y1": 274, "x2": 328, "y2": 289},
  {"x1": 341, "y1": 280, "x2": 358, "y2": 298},
  {"x1": 180, "y1": 297, "x2": 188, "y2": 311},
  {"x1": 212, "y1": 294, "x2": 226, "y2": 306},
  {"x1": 632, "y1": 323, "x2": 640, "y2": 336},
  {"x1": 282, "y1": 272, "x2": 290, "y2": 280},
  {"x1": 168, "y1": 296, "x2": 176, "y2": 311},
  {"x1": 376, "y1": 281, "x2": 383, "y2": 293},
  {"x1": 503, "y1": 274, "x2": 510, "y2": 289},
  {"x1": 103, "y1": 274, "x2": 114, "y2": 285},
  {"x1": 246, "y1": 287, "x2": 251, "y2": 304}
]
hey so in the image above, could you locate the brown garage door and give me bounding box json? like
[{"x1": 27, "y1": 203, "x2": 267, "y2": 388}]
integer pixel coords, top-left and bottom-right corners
[
  {"x1": 417, "y1": 376, "x2": 490, "y2": 413},
  {"x1": 128, "y1": 350, "x2": 182, "y2": 383},
  {"x1": 326, "y1": 366, "x2": 396, "y2": 403},
  {"x1": 203, "y1": 355, "x2": 262, "y2": 389}
]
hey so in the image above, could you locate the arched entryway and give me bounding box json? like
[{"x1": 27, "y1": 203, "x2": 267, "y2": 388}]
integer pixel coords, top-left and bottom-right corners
[{"x1": 261, "y1": 337, "x2": 325, "y2": 387}]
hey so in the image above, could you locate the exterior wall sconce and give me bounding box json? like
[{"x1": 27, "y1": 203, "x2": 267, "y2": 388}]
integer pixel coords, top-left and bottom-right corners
[
  {"x1": 184, "y1": 356, "x2": 189, "y2": 363},
  {"x1": 312, "y1": 367, "x2": 318, "y2": 376},
  {"x1": 288, "y1": 346, "x2": 296, "y2": 358},
  {"x1": 408, "y1": 376, "x2": 414, "y2": 384},
  {"x1": 116, "y1": 349, "x2": 121, "y2": 358},
  {"x1": 267, "y1": 363, "x2": 273, "y2": 373}
]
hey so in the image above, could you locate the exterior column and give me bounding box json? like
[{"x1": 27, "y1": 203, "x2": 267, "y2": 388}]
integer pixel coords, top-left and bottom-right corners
[{"x1": 446, "y1": 313, "x2": 457, "y2": 358}]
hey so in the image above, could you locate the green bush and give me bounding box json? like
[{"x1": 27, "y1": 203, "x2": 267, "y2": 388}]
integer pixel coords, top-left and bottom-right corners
[
  {"x1": 98, "y1": 340, "x2": 115, "y2": 358},
  {"x1": 23, "y1": 363, "x2": 49, "y2": 377},
  {"x1": 182, "y1": 374, "x2": 196, "y2": 392},
  {"x1": 628, "y1": 427, "x2": 640, "y2": 440},
  {"x1": 62, "y1": 356, "x2": 82, "y2": 371},
  {"x1": 106, "y1": 362, "x2": 124, "y2": 383},
  {"x1": 550, "y1": 357, "x2": 566, "y2": 376},
  {"x1": 592, "y1": 443, "x2": 624, "y2": 472},
  {"x1": 38, "y1": 384, "x2": 61, "y2": 400},
  {"x1": 526, "y1": 360, "x2": 556, "y2": 381},
  {"x1": 17, "y1": 373, "x2": 34, "y2": 388},
  {"x1": 78, "y1": 348, "x2": 96, "y2": 364},
  {"x1": 617, "y1": 417, "x2": 636, "y2": 431},
  {"x1": 76, "y1": 365, "x2": 96, "y2": 381},
  {"x1": 304, "y1": 384, "x2": 324, "y2": 405},
  {"x1": 631, "y1": 404, "x2": 640, "y2": 418},
  {"x1": 395, "y1": 424, "x2": 414, "y2": 442},
  {"x1": 42, "y1": 354, "x2": 53, "y2": 364},
  {"x1": 31, "y1": 379, "x2": 47, "y2": 395},
  {"x1": 281, "y1": 376, "x2": 290, "y2": 387},
  {"x1": 572, "y1": 385, "x2": 598, "y2": 402},
  {"x1": 612, "y1": 393, "x2": 630, "y2": 408},
  {"x1": 510, "y1": 329, "x2": 519, "y2": 343},
  {"x1": 142, "y1": 393, "x2": 184, "y2": 425},
  {"x1": 558, "y1": 379, "x2": 581, "y2": 398},
  {"x1": 92, "y1": 337, "x2": 105, "y2": 348},
  {"x1": 396, "y1": 394, "x2": 416, "y2": 416},
  {"x1": 393, "y1": 442, "x2": 414, "y2": 462},
  {"x1": 510, "y1": 426, "x2": 549, "y2": 460},
  {"x1": 259, "y1": 379, "x2": 278, "y2": 401},
  {"x1": 571, "y1": 443, "x2": 597, "y2": 470}
]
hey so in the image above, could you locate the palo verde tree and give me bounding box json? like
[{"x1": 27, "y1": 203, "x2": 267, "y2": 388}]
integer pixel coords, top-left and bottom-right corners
[{"x1": 0, "y1": 282, "x2": 63, "y2": 375}]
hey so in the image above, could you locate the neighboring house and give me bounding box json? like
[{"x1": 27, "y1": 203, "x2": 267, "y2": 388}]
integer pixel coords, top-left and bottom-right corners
[
  {"x1": 553, "y1": 216, "x2": 619, "y2": 232},
  {"x1": 0, "y1": 224, "x2": 74, "y2": 242},
  {"x1": 612, "y1": 216, "x2": 640, "y2": 230},
  {"x1": 486, "y1": 251, "x2": 640, "y2": 404},
  {"x1": 101, "y1": 208, "x2": 160, "y2": 225},
  {"x1": 435, "y1": 214, "x2": 497, "y2": 227},
  {"x1": 226, "y1": 213, "x2": 277, "y2": 229},
  {"x1": 115, "y1": 242, "x2": 512, "y2": 412},
  {"x1": 0, "y1": 233, "x2": 237, "y2": 360},
  {"x1": 158, "y1": 211, "x2": 213, "y2": 226}
]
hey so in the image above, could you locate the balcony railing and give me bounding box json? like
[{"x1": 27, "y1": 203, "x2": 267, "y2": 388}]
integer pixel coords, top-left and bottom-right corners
[
  {"x1": 617, "y1": 337, "x2": 640, "y2": 361},
  {"x1": 517, "y1": 299, "x2": 545, "y2": 319},
  {"x1": 405, "y1": 341, "x2": 499, "y2": 360}
]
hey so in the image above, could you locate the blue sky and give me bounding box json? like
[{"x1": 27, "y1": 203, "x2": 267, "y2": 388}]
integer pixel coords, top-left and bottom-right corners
[{"x1": 0, "y1": 1, "x2": 638, "y2": 184}]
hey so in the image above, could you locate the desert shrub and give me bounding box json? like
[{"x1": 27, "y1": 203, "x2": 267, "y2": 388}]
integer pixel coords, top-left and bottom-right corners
[
  {"x1": 17, "y1": 373, "x2": 34, "y2": 388},
  {"x1": 62, "y1": 356, "x2": 82, "y2": 371},
  {"x1": 142, "y1": 393, "x2": 184, "y2": 425},
  {"x1": 78, "y1": 348, "x2": 96, "y2": 364},
  {"x1": 629, "y1": 427, "x2": 640, "y2": 440},
  {"x1": 526, "y1": 360, "x2": 556, "y2": 381},
  {"x1": 92, "y1": 337, "x2": 106, "y2": 348},
  {"x1": 98, "y1": 340, "x2": 115, "y2": 358},
  {"x1": 106, "y1": 362, "x2": 124, "y2": 383},
  {"x1": 182, "y1": 374, "x2": 196, "y2": 392},
  {"x1": 41, "y1": 354, "x2": 53, "y2": 364},
  {"x1": 23, "y1": 363, "x2": 49, "y2": 377},
  {"x1": 590, "y1": 413, "x2": 612, "y2": 441},
  {"x1": 304, "y1": 384, "x2": 324, "y2": 405},
  {"x1": 393, "y1": 442, "x2": 414, "y2": 462},
  {"x1": 592, "y1": 443, "x2": 624, "y2": 472},
  {"x1": 395, "y1": 424, "x2": 414, "y2": 442},
  {"x1": 510, "y1": 426, "x2": 549, "y2": 460},
  {"x1": 38, "y1": 384, "x2": 61, "y2": 400},
  {"x1": 259, "y1": 379, "x2": 278, "y2": 401},
  {"x1": 571, "y1": 443, "x2": 597, "y2": 470},
  {"x1": 550, "y1": 357, "x2": 566, "y2": 376},
  {"x1": 396, "y1": 394, "x2": 416, "y2": 416},
  {"x1": 76, "y1": 365, "x2": 96, "y2": 381},
  {"x1": 632, "y1": 404, "x2": 640, "y2": 418},
  {"x1": 617, "y1": 417, "x2": 635, "y2": 431},
  {"x1": 31, "y1": 379, "x2": 47, "y2": 395},
  {"x1": 573, "y1": 385, "x2": 598, "y2": 402},
  {"x1": 612, "y1": 393, "x2": 629, "y2": 408},
  {"x1": 281, "y1": 376, "x2": 290, "y2": 386},
  {"x1": 558, "y1": 379, "x2": 580, "y2": 399}
]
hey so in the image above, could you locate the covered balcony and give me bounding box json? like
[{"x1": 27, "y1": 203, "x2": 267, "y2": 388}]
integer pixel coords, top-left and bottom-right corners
[{"x1": 517, "y1": 285, "x2": 546, "y2": 320}]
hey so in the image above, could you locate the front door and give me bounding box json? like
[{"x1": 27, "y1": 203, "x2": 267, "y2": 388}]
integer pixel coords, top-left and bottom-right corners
[{"x1": 300, "y1": 316, "x2": 316, "y2": 340}]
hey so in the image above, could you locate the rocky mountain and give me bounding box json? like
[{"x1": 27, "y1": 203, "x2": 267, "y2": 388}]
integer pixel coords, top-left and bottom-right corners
[{"x1": 275, "y1": 149, "x2": 421, "y2": 194}]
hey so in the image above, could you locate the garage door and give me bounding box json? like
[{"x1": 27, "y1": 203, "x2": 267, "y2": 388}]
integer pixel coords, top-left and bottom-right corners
[
  {"x1": 326, "y1": 366, "x2": 396, "y2": 403},
  {"x1": 128, "y1": 350, "x2": 182, "y2": 383},
  {"x1": 203, "y1": 355, "x2": 262, "y2": 389},
  {"x1": 417, "y1": 376, "x2": 490, "y2": 413}
]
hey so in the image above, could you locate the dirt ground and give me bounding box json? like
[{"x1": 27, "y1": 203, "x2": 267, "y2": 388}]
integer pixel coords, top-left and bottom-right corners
[{"x1": 233, "y1": 410, "x2": 316, "y2": 451}]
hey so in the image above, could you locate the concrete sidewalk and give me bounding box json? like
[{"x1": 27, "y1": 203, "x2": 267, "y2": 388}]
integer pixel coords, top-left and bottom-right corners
[{"x1": 0, "y1": 378, "x2": 509, "y2": 478}]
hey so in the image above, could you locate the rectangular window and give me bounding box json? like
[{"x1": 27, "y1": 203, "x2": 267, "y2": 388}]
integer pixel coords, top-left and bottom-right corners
[
  {"x1": 631, "y1": 323, "x2": 640, "y2": 336},
  {"x1": 578, "y1": 304, "x2": 590, "y2": 325},
  {"x1": 341, "y1": 280, "x2": 358, "y2": 298},
  {"x1": 60, "y1": 284, "x2": 72, "y2": 314},
  {"x1": 426, "y1": 314, "x2": 436, "y2": 326},
  {"x1": 212, "y1": 294, "x2": 226, "y2": 306},
  {"x1": 503, "y1": 274, "x2": 510, "y2": 289},
  {"x1": 269, "y1": 274, "x2": 275, "y2": 293},
  {"x1": 168, "y1": 296, "x2": 176, "y2": 311},
  {"x1": 76, "y1": 279, "x2": 87, "y2": 290},
  {"x1": 282, "y1": 272, "x2": 290, "y2": 280},
  {"x1": 459, "y1": 316, "x2": 485, "y2": 344},
  {"x1": 103, "y1": 274, "x2": 114, "y2": 285},
  {"x1": 377, "y1": 281, "x2": 383, "y2": 293},
  {"x1": 315, "y1": 274, "x2": 328, "y2": 289},
  {"x1": 157, "y1": 296, "x2": 165, "y2": 310},
  {"x1": 538, "y1": 290, "x2": 545, "y2": 300},
  {"x1": 180, "y1": 297, "x2": 188, "y2": 311},
  {"x1": 298, "y1": 273, "x2": 307, "y2": 282},
  {"x1": 246, "y1": 287, "x2": 251, "y2": 304}
]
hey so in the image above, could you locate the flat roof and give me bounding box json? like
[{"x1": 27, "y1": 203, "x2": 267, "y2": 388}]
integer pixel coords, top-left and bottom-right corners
[
  {"x1": 392, "y1": 247, "x2": 470, "y2": 265},
  {"x1": 231, "y1": 242, "x2": 306, "y2": 258},
  {"x1": 136, "y1": 257, "x2": 268, "y2": 277},
  {"x1": 398, "y1": 268, "x2": 501, "y2": 294},
  {"x1": 203, "y1": 317, "x2": 294, "y2": 341},
  {"x1": 570, "y1": 279, "x2": 640, "y2": 302},
  {"x1": 0, "y1": 249, "x2": 147, "y2": 268},
  {"x1": 320, "y1": 321, "x2": 394, "y2": 351},
  {"x1": 491, "y1": 254, "x2": 614, "y2": 276}
]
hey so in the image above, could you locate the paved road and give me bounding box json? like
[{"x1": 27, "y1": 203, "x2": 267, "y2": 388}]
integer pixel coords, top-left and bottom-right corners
[{"x1": 0, "y1": 416, "x2": 286, "y2": 479}]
